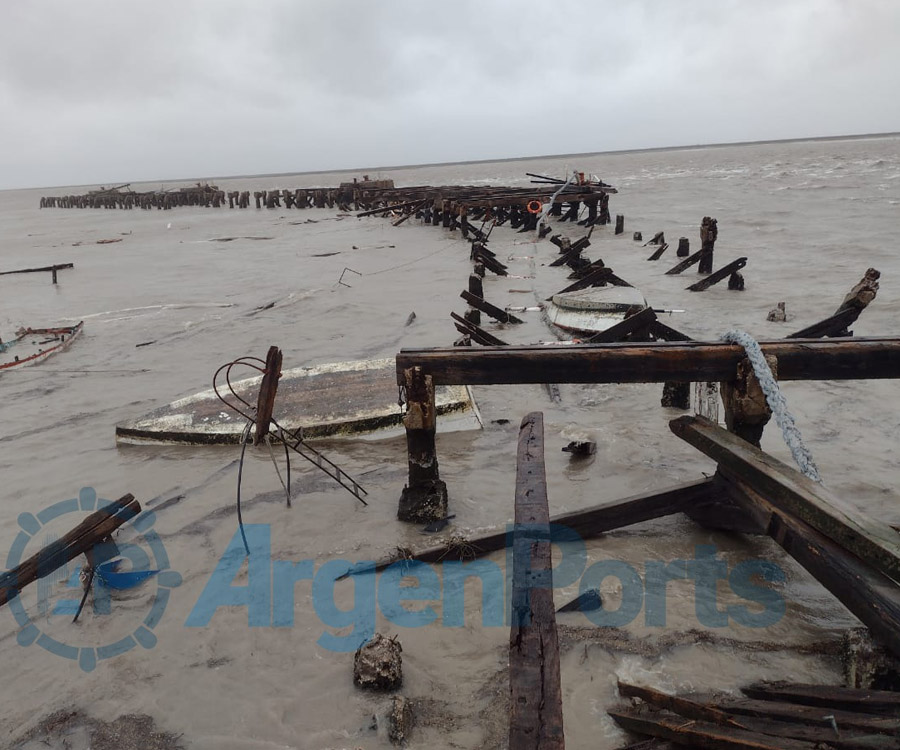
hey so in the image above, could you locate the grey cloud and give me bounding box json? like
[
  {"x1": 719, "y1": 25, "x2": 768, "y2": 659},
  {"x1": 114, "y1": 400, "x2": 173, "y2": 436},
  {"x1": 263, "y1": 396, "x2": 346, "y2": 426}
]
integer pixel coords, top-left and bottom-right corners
[{"x1": 0, "y1": 0, "x2": 898, "y2": 189}]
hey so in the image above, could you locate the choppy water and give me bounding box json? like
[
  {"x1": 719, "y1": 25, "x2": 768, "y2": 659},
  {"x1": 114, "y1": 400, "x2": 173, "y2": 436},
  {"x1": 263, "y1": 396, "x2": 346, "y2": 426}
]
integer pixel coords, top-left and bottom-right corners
[{"x1": 2, "y1": 135, "x2": 899, "y2": 748}]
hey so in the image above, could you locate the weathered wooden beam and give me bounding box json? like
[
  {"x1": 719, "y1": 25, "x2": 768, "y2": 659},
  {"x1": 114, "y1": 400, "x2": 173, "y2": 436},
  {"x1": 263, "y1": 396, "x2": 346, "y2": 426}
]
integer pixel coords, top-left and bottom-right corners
[
  {"x1": 509, "y1": 412, "x2": 564, "y2": 750},
  {"x1": 665, "y1": 249, "x2": 703, "y2": 275},
  {"x1": 608, "y1": 708, "x2": 819, "y2": 749},
  {"x1": 344, "y1": 478, "x2": 717, "y2": 575},
  {"x1": 473, "y1": 249, "x2": 509, "y2": 276},
  {"x1": 698, "y1": 694, "x2": 900, "y2": 735},
  {"x1": 686, "y1": 257, "x2": 748, "y2": 292},
  {"x1": 395, "y1": 337, "x2": 900, "y2": 386},
  {"x1": 670, "y1": 416, "x2": 900, "y2": 583},
  {"x1": 554, "y1": 267, "x2": 612, "y2": 295},
  {"x1": 723, "y1": 473, "x2": 900, "y2": 658},
  {"x1": 587, "y1": 308, "x2": 657, "y2": 343},
  {"x1": 0, "y1": 494, "x2": 140, "y2": 606},
  {"x1": 253, "y1": 346, "x2": 282, "y2": 445},
  {"x1": 450, "y1": 312, "x2": 508, "y2": 346},
  {"x1": 646, "y1": 243, "x2": 669, "y2": 261},
  {"x1": 397, "y1": 367, "x2": 447, "y2": 523},
  {"x1": 742, "y1": 682, "x2": 900, "y2": 717},
  {"x1": 787, "y1": 308, "x2": 858, "y2": 339},
  {"x1": 616, "y1": 683, "x2": 900, "y2": 748},
  {"x1": 356, "y1": 199, "x2": 427, "y2": 218},
  {"x1": 460, "y1": 290, "x2": 524, "y2": 324}
]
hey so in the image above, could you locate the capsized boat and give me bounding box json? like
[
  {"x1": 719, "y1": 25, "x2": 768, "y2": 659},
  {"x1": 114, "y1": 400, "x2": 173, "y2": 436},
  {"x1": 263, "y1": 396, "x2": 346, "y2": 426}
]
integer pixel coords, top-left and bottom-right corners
[
  {"x1": 116, "y1": 357, "x2": 482, "y2": 444},
  {"x1": 547, "y1": 286, "x2": 648, "y2": 336},
  {"x1": 0, "y1": 322, "x2": 84, "y2": 371}
]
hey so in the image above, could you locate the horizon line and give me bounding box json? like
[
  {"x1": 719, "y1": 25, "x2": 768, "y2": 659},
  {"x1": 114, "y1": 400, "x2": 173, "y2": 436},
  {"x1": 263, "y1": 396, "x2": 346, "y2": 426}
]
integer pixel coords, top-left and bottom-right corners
[{"x1": 8, "y1": 129, "x2": 899, "y2": 194}]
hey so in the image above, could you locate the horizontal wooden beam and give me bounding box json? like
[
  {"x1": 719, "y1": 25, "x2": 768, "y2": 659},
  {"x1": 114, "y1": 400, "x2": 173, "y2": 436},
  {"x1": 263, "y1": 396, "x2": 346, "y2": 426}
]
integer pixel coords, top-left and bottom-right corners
[
  {"x1": 341, "y1": 478, "x2": 718, "y2": 576},
  {"x1": 670, "y1": 416, "x2": 900, "y2": 583},
  {"x1": 396, "y1": 337, "x2": 900, "y2": 386}
]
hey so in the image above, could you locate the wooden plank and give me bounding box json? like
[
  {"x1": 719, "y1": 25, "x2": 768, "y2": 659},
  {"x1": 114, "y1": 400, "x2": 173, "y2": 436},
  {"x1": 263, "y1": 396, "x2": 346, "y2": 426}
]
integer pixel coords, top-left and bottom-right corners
[
  {"x1": 787, "y1": 308, "x2": 858, "y2": 339},
  {"x1": 608, "y1": 708, "x2": 821, "y2": 749},
  {"x1": 647, "y1": 319, "x2": 693, "y2": 342},
  {"x1": 646, "y1": 243, "x2": 669, "y2": 261},
  {"x1": 618, "y1": 683, "x2": 900, "y2": 749},
  {"x1": 343, "y1": 478, "x2": 717, "y2": 576},
  {"x1": 450, "y1": 312, "x2": 508, "y2": 346},
  {"x1": 723, "y1": 473, "x2": 900, "y2": 658},
  {"x1": 395, "y1": 337, "x2": 900, "y2": 386},
  {"x1": 461, "y1": 290, "x2": 524, "y2": 324},
  {"x1": 356, "y1": 199, "x2": 426, "y2": 217},
  {"x1": 698, "y1": 694, "x2": 900, "y2": 735},
  {"x1": 509, "y1": 412, "x2": 564, "y2": 750},
  {"x1": 0, "y1": 494, "x2": 141, "y2": 606},
  {"x1": 253, "y1": 346, "x2": 282, "y2": 445},
  {"x1": 742, "y1": 682, "x2": 900, "y2": 717},
  {"x1": 686, "y1": 257, "x2": 748, "y2": 292},
  {"x1": 665, "y1": 249, "x2": 703, "y2": 275},
  {"x1": 669, "y1": 416, "x2": 900, "y2": 583},
  {"x1": 473, "y1": 249, "x2": 509, "y2": 276},
  {"x1": 587, "y1": 308, "x2": 658, "y2": 343},
  {"x1": 554, "y1": 267, "x2": 612, "y2": 295}
]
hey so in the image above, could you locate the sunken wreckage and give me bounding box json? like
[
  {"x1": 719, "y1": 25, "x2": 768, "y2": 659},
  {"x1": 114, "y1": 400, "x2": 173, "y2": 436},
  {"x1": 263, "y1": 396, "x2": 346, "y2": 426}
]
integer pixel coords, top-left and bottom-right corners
[{"x1": 15, "y1": 172, "x2": 900, "y2": 748}]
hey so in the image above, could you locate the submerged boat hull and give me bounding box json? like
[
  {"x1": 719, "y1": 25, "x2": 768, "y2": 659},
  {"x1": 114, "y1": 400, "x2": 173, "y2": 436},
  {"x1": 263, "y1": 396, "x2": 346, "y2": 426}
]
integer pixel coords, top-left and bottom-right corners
[
  {"x1": 116, "y1": 357, "x2": 482, "y2": 444},
  {"x1": 0, "y1": 322, "x2": 84, "y2": 371},
  {"x1": 548, "y1": 287, "x2": 648, "y2": 335}
]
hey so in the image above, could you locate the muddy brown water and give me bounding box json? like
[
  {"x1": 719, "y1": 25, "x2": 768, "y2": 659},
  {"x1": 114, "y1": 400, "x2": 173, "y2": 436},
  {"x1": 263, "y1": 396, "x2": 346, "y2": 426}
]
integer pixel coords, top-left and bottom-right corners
[{"x1": 1, "y1": 135, "x2": 899, "y2": 749}]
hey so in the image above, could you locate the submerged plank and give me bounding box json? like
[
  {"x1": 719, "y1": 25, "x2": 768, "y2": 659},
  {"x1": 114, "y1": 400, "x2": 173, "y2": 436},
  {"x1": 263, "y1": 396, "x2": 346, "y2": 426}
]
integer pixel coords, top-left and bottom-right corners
[{"x1": 509, "y1": 412, "x2": 564, "y2": 749}]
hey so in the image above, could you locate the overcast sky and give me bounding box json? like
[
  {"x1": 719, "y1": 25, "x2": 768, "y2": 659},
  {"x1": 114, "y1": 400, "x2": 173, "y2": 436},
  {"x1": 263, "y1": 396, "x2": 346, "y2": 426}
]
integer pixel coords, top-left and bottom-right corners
[{"x1": 2, "y1": 0, "x2": 898, "y2": 190}]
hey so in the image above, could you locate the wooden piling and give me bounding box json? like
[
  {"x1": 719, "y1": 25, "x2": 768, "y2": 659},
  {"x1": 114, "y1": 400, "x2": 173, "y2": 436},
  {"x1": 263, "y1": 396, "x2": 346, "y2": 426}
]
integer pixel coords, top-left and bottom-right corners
[
  {"x1": 699, "y1": 216, "x2": 718, "y2": 274},
  {"x1": 615, "y1": 214, "x2": 624, "y2": 235},
  {"x1": 677, "y1": 237, "x2": 690, "y2": 257},
  {"x1": 397, "y1": 367, "x2": 447, "y2": 523}
]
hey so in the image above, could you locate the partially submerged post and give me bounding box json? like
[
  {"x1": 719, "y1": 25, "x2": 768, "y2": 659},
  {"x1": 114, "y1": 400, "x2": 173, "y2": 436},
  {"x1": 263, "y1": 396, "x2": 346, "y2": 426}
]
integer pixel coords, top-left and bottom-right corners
[
  {"x1": 509, "y1": 412, "x2": 565, "y2": 750},
  {"x1": 720, "y1": 355, "x2": 776, "y2": 447},
  {"x1": 397, "y1": 367, "x2": 447, "y2": 523},
  {"x1": 699, "y1": 216, "x2": 718, "y2": 274}
]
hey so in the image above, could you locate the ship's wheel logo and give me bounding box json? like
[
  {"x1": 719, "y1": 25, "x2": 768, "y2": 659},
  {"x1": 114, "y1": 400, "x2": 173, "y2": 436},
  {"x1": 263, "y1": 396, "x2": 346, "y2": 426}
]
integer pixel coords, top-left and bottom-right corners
[{"x1": 4, "y1": 487, "x2": 181, "y2": 672}]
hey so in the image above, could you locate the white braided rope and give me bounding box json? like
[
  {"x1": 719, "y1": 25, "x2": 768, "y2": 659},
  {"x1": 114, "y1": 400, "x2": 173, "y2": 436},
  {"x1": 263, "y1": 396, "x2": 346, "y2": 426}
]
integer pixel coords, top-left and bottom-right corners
[{"x1": 721, "y1": 330, "x2": 821, "y2": 482}]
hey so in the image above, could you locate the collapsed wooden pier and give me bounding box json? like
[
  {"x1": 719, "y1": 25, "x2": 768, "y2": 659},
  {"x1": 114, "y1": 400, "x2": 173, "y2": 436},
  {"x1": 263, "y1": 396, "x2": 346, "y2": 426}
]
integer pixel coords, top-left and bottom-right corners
[{"x1": 385, "y1": 336, "x2": 900, "y2": 747}]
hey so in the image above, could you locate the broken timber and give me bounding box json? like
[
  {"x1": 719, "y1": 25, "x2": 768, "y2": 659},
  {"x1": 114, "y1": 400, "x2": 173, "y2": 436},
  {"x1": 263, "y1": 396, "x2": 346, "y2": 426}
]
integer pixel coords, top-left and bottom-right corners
[
  {"x1": 665, "y1": 249, "x2": 703, "y2": 275},
  {"x1": 460, "y1": 290, "x2": 524, "y2": 324},
  {"x1": 395, "y1": 338, "x2": 900, "y2": 386},
  {"x1": 0, "y1": 263, "x2": 74, "y2": 277},
  {"x1": 509, "y1": 412, "x2": 564, "y2": 749},
  {"x1": 450, "y1": 311, "x2": 509, "y2": 347},
  {"x1": 587, "y1": 307, "x2": 657, "y2": 343},
  {"x1": 253, "y1": 346, "x2": 282, "y2": 445},
  {"x1": 0, "y1": 494, "x2": 140, "y2": 606},
  {"x1": 686, "y1": 257, "x2": 748, "y2": 292},
  {"x1": 348, "y1": 478, "x2": 716, "y2": 575},
  {"x1": 646, "y1": 243, "x2": 669, "y2": 261},
  {"x1": 554, "y1": 267, "x2": 612, "y2": 295},
  {"x1": 669, "y1": 416, "x2": 900, "y2": 583}
]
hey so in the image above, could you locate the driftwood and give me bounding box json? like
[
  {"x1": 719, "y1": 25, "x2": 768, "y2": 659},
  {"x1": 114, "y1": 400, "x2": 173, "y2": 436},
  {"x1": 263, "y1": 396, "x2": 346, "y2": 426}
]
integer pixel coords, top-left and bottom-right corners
[
  {"x1": 0, "y1": 494, "x2": 140, "y2": 606},
  {"x1": 665, "y1": 249, "x2": 703, "y2": 275},
  {"x1": 395, "y1": 338, "x2": 900, "y2": 386},
  {"x1": 686, "y1": 257, "x2": 748, "y2": 292},
  {"x1": 460, "y1": 290, "x2": 523, "y2": 324}
]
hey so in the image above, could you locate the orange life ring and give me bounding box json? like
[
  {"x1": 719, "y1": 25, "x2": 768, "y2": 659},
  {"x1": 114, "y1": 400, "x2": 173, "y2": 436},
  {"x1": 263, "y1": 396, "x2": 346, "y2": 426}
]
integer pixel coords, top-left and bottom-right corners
[{"x1": 526, "y1": 200, "x2": 542, "y2": 214}]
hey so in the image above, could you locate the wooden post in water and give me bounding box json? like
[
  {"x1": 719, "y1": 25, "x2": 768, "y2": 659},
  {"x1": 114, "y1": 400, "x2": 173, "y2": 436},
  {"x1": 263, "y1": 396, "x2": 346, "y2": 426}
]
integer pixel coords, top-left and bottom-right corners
[
  {"x1": 699, "y1": 216, "x2": 718, "y2": 274},
  {"x1": 615, "y1": 214, "x2": 624, "y2": 235},
  {"x1": 509, "y1": 412, "x2": 565, "y2": 750},
  {"x1": 397, "y1": 367, "x2": 447, "y2": 523},
  {"x1": 677, "y1": 237, "x2": 690, "y2": 257},
  {"x1": 720, "y1": 355, "x2": 775, "y2": 447}
]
